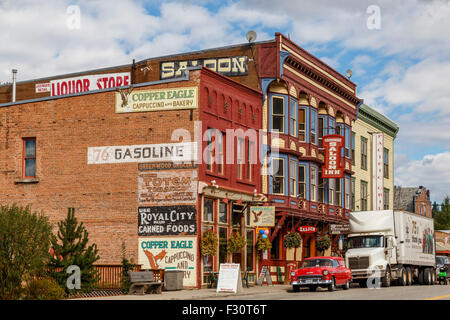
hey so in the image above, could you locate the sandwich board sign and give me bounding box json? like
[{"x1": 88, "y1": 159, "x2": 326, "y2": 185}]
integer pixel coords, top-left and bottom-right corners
[
  {"x1": 216, "y1": 263, "x2": 243, "y2": 294},
  {"x1": 256, "y1": 265, "x2": 273, "y2": 286}
]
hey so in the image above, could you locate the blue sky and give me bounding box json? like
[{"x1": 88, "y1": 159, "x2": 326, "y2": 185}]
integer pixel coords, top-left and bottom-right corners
[{"x1": 1, "y1": 0, "x2": 450, "y2": 203}]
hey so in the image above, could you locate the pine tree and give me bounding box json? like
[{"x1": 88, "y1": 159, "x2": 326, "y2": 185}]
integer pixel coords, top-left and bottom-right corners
[
  {"x1": 47, "y1": 208, "x2": 100, "y2": 293},
  {"x1": 433, "y1": 196, "x2": 450, "y2": 230}
]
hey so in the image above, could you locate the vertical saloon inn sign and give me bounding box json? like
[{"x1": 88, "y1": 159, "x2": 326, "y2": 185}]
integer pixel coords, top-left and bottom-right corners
[{"x1": 322, "y1": 135, "x2": 345, "y2": 178}]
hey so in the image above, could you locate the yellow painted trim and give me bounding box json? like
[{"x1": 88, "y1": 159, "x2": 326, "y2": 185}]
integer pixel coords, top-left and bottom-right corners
[
  {"x1": 284, "y1": 65, "x2": 356, "y2": 110},
  {"x1": 281, "y1": 44, "x2": 355, "y2": 93}
]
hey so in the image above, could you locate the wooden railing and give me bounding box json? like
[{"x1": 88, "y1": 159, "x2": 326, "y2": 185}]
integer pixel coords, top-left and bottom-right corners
[{"x1": 94, "y1": 264, "x2": 142, "y2": 289}]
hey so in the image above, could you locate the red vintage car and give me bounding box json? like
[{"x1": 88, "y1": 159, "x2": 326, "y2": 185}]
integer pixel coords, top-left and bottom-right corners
[{"x1": 290, "y1": 256, "x2": 352, "y2": 292}]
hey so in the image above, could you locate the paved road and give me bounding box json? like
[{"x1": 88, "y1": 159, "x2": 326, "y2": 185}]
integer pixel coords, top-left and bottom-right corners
[{"x1": 205, "y1": 283, "x2": 450, "y2": 300}]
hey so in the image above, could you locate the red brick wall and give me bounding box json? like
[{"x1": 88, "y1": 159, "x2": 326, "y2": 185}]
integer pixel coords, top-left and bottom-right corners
[
  {"x1": 0, "y1": 71, "x2": 201, "y2": 264},
  {"x1": 414, "y1": 188, "x2": 432, "y2": 218}
]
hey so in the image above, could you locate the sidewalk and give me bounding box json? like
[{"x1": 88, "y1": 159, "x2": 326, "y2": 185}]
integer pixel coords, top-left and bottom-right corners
[{"x1": 77, "y1": 284, "x2": 291, "y2": 300}]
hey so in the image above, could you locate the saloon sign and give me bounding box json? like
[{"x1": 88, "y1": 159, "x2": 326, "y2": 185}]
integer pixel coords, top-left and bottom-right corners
[
  {"x1": 298, "y1": 226, "x2": 317, "y2": 233},
  {"x1": 322, "y1": 134, "x2": 345, "y2": 178},
  {"x1": 138, "y1": 205, "x2": 197, "y2": 236},
  {"x1": 160, "y1": 56, "x2": 248, "y2": 80}
]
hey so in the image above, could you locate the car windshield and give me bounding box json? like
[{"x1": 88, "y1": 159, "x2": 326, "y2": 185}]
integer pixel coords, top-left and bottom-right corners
[
  {"x1": 302, "y1": 259, "x2": 333, "y2": 268},
  {"x1": 348, "y1": 236, "x2": 384, "y2": 249}
]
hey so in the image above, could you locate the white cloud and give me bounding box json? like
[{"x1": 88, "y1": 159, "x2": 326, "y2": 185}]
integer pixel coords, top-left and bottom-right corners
[{"x1": 395, "y1": 152, "x2": 450, "y2": 203}]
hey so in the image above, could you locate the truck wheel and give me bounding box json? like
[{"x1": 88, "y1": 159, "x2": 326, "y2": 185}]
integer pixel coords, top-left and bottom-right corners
[
  {"x1": 431, "y1": 269, "x2": 435, "y2": 285},
  {"x1": 424, "y1": 268, "x2": 432, "y2": 285},
  {"x1": 293, "y1": 285, "x2": 300, "y2": 292},
  {"x1": 328, "y1": 277, "x2": 336, "y2": 292},
  {"x1": 406, "y1": 267, "x2": 412, "y2": 286},
  {"x1": 382, "y1": 268, "x2": 391, "y2": 287},
  {"x1": 398, "y1": 267, "x2": 407, "y2": 286},
  {"x1": 419, "y1": 269, "x2": 425, "y2": 285}
]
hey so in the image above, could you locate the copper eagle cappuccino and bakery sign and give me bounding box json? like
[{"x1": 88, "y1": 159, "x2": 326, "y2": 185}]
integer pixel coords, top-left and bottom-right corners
[{"x1": 116, "y1": 87, "x2": 198, "y2": 113}]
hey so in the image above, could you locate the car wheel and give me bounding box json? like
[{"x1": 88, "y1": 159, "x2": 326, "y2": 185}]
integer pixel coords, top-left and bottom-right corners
[
  {"x1": 398, "y1": 267, "x2": 407, "y2": 286},
  {"x1": 309, "y1": 285, "x2": 318, "y2": 292},
  {"x1": 328, "y1": 277, "x2": 336, "y2": 292},
  {"x1": 343, "y1": 280, "x2": 350, "y2": 290},
  {"x1": 292, "y1": 285, "x2": 300, "y2": 292},
  {"x1": 406, "y1": 267, "x2": 412, "y2": 286}
]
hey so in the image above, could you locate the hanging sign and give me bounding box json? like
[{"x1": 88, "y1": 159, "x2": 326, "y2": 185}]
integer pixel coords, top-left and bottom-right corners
[
  {"x1": 330, "y1": 224, "x2": 350, "y2": 235},
  {"x1": 322, "y1": 134, "x2": 345, "y2": 178},
  {"x1": 298, "y1": 226, "x2": 317, "y2": 233},
  {"x1": 249, "y1": 206, "x2": 275, "y2": 227},
  {"x1": 372, "y1": 133, "x2": 384, "y2": 210}
]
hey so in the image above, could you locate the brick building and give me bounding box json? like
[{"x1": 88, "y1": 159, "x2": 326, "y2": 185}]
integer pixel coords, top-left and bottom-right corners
[
  {"x1": 1, "y1": 32, "x2": 362, "y2": 285},
  {"x1": 394, "y1": 186, "x2": 432, "y2": 218},
  {"x1": 0, "y1": 66, "x2": 262, "y2": 288}
]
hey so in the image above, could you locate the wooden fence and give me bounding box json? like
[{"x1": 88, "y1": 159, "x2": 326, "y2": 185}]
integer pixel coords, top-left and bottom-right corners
[{"x1": 94, "y1": 264, "x2": 141, "y2": 289}]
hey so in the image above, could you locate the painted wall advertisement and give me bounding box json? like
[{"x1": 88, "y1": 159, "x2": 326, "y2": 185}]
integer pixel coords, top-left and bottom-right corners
[
  {"x1": 322, "y1": 134, "x2": 344, "y2": 178},
  {"x1": 249, "y1": 206, "x2": 275, "y2": 227},
  {"x1": 35, "y1": 72, "x2": 131, "y2": 96},
  {"x1": 138, "y1": 205, "x2": 197, "y2": 236},
  {"x1": 138, "y1": 237, "x2": 197, "y2": 287},
  {"x1": 160, "y1": 56, "x2": 248, "y2": 79},
  {"x1": 115, "y1": 87, "x2": 198, "y2": 113},
  {"x1": 87, "y1": 142, "x2": 198, "y2": 164},
  {"x1": 138, "y1": 170, "x2": 198, "y2": 206}
]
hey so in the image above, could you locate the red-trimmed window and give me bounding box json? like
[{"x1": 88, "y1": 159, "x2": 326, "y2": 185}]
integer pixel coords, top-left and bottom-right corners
[{"x1": 23, "y1": 138, "x2": 36, "y2": 178}]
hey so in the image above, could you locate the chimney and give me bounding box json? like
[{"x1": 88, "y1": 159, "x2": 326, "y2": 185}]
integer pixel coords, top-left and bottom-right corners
[{"x1": 12, "y1": 69, "x2": 17, "y2": 102}]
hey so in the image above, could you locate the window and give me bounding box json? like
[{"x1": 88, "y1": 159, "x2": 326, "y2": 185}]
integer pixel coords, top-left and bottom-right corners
[
  {"x1": 311, "y1": 109, "x2": 317, "y2": 145},
  {"x1": 361, "y1": 137, "x2": 368, "y2": 170},
  {"x1": 351, "y1": 177, "x2": 356, "y2": 211},
  {"x1": 345, "y1": 126, "x2": 351, "y2": 158},
  {"x1": 246, "y1": 140, "x2": 254, "y2": 181},
  {"x1": 351, "y1": 132, "x2": 355, "y2": 165},
  {"x1": 206, "y1": 129, "x2": 224, "y2": 174},
  {"x1": 336, "y1": 179, "x2": 342, "y2": 207},
  {"x1": 298, "y1": 108, "x2": 306, "y2": 141},
  {"x1": 383, "y1": 188, "x2": 389, "y2": 210},
  {"x1": 219, "y1": 201, "x2": 228, "y2": 223},
  {"x1": 298, "y1": 165, "x2": 306, "y2": 199},
  {"x1": 246, "y1": 230, "x2": 254, "y2": 271},
  {"x1": 361, "y1": 181, "x2": 368, "y2": 211},
  {"x1": 329, "y1": 179, "x2": 334, "y2": 205},
  {"x1": 318, "y1": 116, "x2": 325, "y2": 147},
  {"x1": 218, "y1": 227, "x2": 228, "y2": 265},
  {"x1": 345, "y1": 177, "x2": 351, "y2": 209},
  {"x1": 23, "y1": 138, "x2": 36, "y2": 177},
  {"x1": 237, "y1": 138, "x2": 245, "y2": 179},
  {"x1": 383, "y1": 148, "x2": 389, "y2": 178},
  {"x1": 272, "y1": 158, "x2": 285, "y2": 195},
  {"x1": 203, "y1": 198, "x2": 214, "y2": 222},
  {"x1": 272, "y1": 96, "x2": 284, "y2": 133},
  {"x1": 311, "y1": 166, "x2": 317, "y2": 202},
  {"x1": 290, "y1": 99, "x2": 297, "y2": 137},
  {"x1": 318, "y1": 170, "x2": 324, "y2": 203},
  {"x1": 289, "y1": 159, "x2": 297, "y2": 197}
]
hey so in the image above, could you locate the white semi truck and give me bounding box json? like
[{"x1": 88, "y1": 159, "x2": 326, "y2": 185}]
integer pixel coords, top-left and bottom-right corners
[{"x1": 345, "y1": 210, "x2": 436, "y2": 287}]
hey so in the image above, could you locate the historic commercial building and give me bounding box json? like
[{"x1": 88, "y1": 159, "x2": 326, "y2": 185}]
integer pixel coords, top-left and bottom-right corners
[
  {"x1": 394, "y1": 186, "x2": 431, "y2": 218},
  {"x1": 1, "y1": 32, "x2": 363, "y2": 286},
  {"x1": 351, "y1": 103, "x2": 399, "y2": 212}
]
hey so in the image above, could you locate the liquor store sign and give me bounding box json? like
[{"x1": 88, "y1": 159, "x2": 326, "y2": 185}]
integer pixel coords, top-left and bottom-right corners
[{"x1": 116, "y1": 87, "x2": 198, "y2": 113}]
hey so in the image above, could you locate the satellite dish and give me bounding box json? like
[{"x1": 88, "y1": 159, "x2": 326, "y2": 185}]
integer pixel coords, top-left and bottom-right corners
[
  {"x1": 246, "y1": 30, "x2": 257, "y2": 43},
  {"x1": 345, "y1": 69, "x2": 353, "y2": 79}
]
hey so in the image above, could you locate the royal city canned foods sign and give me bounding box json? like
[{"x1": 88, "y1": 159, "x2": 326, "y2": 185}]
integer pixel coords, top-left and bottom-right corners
[
  {"x1": 116, "y1": 87, "x2": 198, "y2": 113},
  {"x1": 138, "y1": 205, "x2": 197, "y2": 236}
]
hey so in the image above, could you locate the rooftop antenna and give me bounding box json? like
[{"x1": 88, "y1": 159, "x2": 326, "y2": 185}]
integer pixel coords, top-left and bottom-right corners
[{"x1": 246, "y1": 30, "x2": 257, "y2": 43}]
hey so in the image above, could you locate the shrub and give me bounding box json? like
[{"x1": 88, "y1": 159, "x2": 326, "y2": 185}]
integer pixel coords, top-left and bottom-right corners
[
  {"x1": 316, "y1": 235, "x2": 331, "y2": 252},
  {"x1": 255, "y1": 235, "x2": 272, "y2": 252},
  {"x1": 283, "y1": 232, "x2": 302, "y2": 249},
  {"x1": 200, "y1": 230, "x2": 218, "y2": 257},
  {"x1": 0, "y1": 205, "x2": 53, "y2": 300},
  {"x1": 121, "y1": 242, "x2": 136, "y2": 294},
  {"x1": 25, "y1": 278, "x2": 66, "y2": 300},
  {"x1": 227, "y1": 232, "x2": 246, "y2": 253}
]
